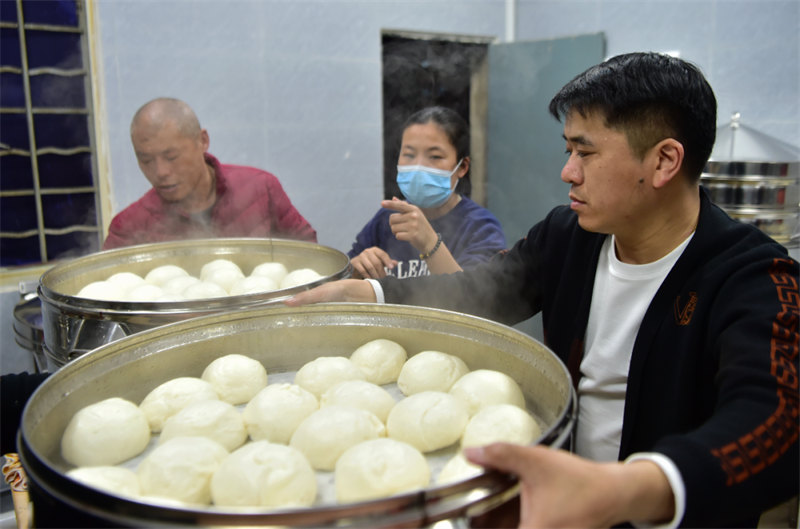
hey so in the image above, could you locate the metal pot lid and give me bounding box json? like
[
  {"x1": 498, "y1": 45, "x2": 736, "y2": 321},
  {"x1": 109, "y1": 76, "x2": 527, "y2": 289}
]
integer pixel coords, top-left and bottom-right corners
[{"x1": 709, "y1": 113, "x2": 800, "y2": 163}]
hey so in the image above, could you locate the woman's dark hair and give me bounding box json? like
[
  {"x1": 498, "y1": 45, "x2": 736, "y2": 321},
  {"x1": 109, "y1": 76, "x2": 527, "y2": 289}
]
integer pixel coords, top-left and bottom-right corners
[
  {"x1": 402, "y1": 106, "x2": 471, "y2": 196},
  {"x1": 548, "y1": 52, "x2": 717, "y2": 182}
]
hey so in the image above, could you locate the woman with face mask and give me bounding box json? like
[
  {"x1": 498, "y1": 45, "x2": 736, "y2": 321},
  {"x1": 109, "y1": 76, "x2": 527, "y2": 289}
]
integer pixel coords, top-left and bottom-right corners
[{"x1": 348, "y1": 106, "x2": 506, "y2": 279}]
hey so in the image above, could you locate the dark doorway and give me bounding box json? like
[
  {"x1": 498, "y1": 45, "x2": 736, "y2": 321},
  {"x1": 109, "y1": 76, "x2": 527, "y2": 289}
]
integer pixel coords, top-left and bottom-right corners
[{"x1": 381, "y1": 31, "x2": 491, "y2": 201}]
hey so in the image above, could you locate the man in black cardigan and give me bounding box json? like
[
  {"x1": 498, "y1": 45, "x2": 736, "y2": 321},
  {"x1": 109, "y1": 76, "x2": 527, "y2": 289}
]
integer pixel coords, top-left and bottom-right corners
[{"x1": 287, "y1": 52, "x2": 799, "y2": 527}]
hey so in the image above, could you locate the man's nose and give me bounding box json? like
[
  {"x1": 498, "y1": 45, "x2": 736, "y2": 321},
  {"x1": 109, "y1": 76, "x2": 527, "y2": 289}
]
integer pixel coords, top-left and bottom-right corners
[
  {"x1": 561, "y1": 158, "x2": 581, "y2": 184},
  {"x1": 153, "y1": 158, "x2": 170, "y2": 178}
]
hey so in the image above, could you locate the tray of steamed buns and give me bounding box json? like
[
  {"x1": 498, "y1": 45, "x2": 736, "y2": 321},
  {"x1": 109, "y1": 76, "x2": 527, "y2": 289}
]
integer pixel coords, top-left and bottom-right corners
[
  {"x1": 19, "y1": 303, "x2": 575, "y2": 527},
  {"x1": 37, "y1": 238, "x2": 352, "y2": 368},
  {"x1": 40, "y1": 237, "x2": 351, "y2": 309}
]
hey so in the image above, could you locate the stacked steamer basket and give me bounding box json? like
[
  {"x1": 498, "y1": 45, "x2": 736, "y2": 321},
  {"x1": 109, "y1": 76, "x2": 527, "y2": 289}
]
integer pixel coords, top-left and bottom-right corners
[
  {"x1": 12, "y1": 287, "x2": 46, "y2": 374},
  {"x1": 701, "y1": 113, "x2": 800, "y2": 250},
  {"x1": 37, "y1": 238, "x2": 351, "y2": 370}
]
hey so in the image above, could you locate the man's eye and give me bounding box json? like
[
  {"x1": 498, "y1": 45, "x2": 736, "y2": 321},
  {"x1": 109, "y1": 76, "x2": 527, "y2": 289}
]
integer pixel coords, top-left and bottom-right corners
[{"x1": 566, "y1": 150, "x2": 589, "y2": 158}]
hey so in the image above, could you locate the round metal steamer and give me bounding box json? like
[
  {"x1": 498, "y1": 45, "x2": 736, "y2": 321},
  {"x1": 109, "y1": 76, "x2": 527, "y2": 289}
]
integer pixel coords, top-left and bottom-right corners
[
  {"x1": 37, "y1": 238, "x2": 352, "y2": 370},
  {"x1": 13, "y1": 292, "x2": 47, "y2": 373},
  {"x1": 19, "y1": 303, "x2": 575, "y2": 528},
  {"x1": 702, "y1": 114, "x2": 800, "y2": 247},
  {"x1": 701, "y1": 162, "x2": 799, "y2": 244}
]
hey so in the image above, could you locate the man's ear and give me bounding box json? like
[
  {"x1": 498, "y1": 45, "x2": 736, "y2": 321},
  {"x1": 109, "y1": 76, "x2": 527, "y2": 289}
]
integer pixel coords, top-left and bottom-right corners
[
  {"x1": 652, "y1": 138, "x2": 684, "y2": 189},
  {"x1": 200, "y1": 129, "x2": 210, "y2": 152}
]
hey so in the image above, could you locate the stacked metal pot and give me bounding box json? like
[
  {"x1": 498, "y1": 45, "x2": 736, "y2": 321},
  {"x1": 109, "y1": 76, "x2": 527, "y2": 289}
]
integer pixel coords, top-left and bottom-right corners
[
  {"x1": 701, "y1": 113, "x2": 800, "y2": 248},
  {"x1": 12, "y1": 289, "x2": 46, "y2": 373}
]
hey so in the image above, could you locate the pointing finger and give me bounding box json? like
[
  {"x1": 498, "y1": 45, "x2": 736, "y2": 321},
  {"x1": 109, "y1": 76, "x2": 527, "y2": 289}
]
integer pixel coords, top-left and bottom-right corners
[{"x1": 381, "y1": 199, "x2": 414, "y2": 213}]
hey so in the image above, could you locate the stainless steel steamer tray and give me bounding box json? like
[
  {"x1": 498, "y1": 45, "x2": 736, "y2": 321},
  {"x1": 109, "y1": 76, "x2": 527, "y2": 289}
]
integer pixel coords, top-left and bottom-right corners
[
  {"x1": 38, "y1": 238, "x2": 351, "y2": 368},
  {"x1": 20, "y1": 303, "x2": 575, "y2": 528}
]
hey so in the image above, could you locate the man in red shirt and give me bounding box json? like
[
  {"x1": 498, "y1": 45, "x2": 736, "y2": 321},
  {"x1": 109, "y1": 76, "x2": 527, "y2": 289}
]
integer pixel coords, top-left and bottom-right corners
[{"x1": 103, "y1": 98, "x2": 316, "y2": 249}]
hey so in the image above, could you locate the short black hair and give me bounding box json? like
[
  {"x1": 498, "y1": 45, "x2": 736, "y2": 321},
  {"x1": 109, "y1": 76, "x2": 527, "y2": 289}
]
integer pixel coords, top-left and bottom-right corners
[{"x1": 549, "y1": 52, "x2": 717, "y2": 181}]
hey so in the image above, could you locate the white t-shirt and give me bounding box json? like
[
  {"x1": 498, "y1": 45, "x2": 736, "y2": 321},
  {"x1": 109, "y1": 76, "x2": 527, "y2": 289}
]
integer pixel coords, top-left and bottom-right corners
[{"x1": 575, "y1": 233, "x2": 691, "y2": 461}]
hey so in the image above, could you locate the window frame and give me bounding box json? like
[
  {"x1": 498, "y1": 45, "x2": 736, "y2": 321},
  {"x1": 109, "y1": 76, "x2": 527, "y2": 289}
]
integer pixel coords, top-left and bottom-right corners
[{"x1": 0, "y1": 0, "x2": 111, "y2": 283}]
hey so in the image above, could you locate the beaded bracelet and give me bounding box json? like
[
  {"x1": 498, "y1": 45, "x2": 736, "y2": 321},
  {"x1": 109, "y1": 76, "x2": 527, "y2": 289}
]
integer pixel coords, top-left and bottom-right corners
[{"x1": 420, "y1": 232, "x2": 443, "y2": 260}]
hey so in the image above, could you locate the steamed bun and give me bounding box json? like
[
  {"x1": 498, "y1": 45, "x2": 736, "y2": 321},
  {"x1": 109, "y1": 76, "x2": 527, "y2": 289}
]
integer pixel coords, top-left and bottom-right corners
[
  {"x1": 126, "y1": 283, "x2": 166, "y2": 302},
  {"x1": 201, "y1": 354, "x2": 268, "y2": 405},
  {"x1": 290, "y1": 405, "x2": 385, "y2": 470},
  {"x1": 349, "y1": 339, "x2": 407, "y2": 385},
  {"x1": 397, "y1": 351, "x2": 469, "y2": 395},
  {"x1": 321, "y1": 380, "x2": 396, "y2": 423},
  {"x1": 200, "y1": 259, "x2": 243, "y2": 280},
  {"x1": 76, "y1": 281, "x2": 126, "y2": 301},
  {"x1": 67, "y1": 466, "x2": 141, "y2": 498},
  {"x1": 137, "y1": 436, "x2": 229, "y2": 505},
  {"x1": 229, "y1": 275, "x2": 279, "y2": 296},
  {"x1": 242, "y1": 383, "x2": 319, "y2": 444},
  {"x1": 159, "y1": 399, "x2": 248, "y2": 451},
  {"x1": 106, "y1": 272, "x2": 146, "y2": 292},
  {"x1": 203, "y1": 267, "x2": 245, "y2": 293},
  {"x1": 250, "y1": 262, "x2": 288, "y2": 284},
  {"x1": 280, "y1": 268, "x2": 323, "y2": 289},
  {"x1": 139, "y1": 376, "x2": 220, "y2": 432},
  {"x1": 161, "y1": 275, "x2": 201, "y2": 295},
  {"x1": 210, "y1": 441, "x2": 317, "y2": 508},
  {"x1": 460, "y1": 404, "x2": 541, "y2": 448},
  {"x1": 61, "y1": 397, "x2": 150, "y2": 467},
  {"x1": 335, "y1": 438, "x2": 429, "y2": 503},
  {"x1": 436, "y1": 452, "x2": 483, "y2": 485},
  {"x1": 182, "y1": 281, "x2": 228, "y2": 299},
  {"x1": 448, "y1": 369, "x2": 526, "y2": 416},
  {"x1": 145, "y1": 265, "x2": 189, "y2": 286},
  {"x1": 294, "y1": 356, "x2": 366, "y2": 398},
  {"x1": 386, "y1": 391, "x2": 469, "y2": 453}
]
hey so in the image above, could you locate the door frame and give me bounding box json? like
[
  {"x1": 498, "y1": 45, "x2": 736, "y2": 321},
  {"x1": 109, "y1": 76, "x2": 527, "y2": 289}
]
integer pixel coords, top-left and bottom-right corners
[{"x1": 381, "y1": 29, "x2": 497, "y2": 206}]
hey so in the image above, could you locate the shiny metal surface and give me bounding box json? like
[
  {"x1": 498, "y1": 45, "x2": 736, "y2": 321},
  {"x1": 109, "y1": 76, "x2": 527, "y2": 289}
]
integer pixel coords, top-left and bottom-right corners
[
  {"x1": 12, "y1": 292, "x2": 46, "y2": 373},
  {"x1": 704, "y1": 161, "x2": 798, "y2": 178},
  {"x1": 37, "y1": 238, "x2": 352, "y2": 369},
  {"x1": 19, "y1": 303, "x2": 575, "y2": 528},
  {"x1": 702, "y1": 157, "x2": 799, "y2": 247},
  {"x1": 701, "y1": 176, "x2": 799, "y2": 209},
  {"x1": 726, "y1": 209, "x2": 800, "y2": 244},
  {"x1": 709, "y1": 112, "x2": 800, "y2": 164}
]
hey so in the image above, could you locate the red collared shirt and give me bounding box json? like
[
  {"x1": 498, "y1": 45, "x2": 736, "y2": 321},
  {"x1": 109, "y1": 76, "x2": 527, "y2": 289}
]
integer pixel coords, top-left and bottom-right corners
[{"x1": 103, "y1": 153, "x2": 316, "y2": 249}]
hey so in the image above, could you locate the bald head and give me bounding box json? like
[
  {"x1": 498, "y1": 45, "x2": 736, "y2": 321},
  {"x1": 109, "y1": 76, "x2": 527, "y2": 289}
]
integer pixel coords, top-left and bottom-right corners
[
  {"x1": 130, "y1": 98, "x2": 213, "y2": 211},
  {"x1": 131, "y1": 98, "x2": 202, "y2": 140}
]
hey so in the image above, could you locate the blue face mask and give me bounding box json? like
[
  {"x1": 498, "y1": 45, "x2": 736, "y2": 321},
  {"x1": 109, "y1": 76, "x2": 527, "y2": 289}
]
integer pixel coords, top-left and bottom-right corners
[{"x1": 396, "y1": 159, "x2": 463, "y2": 209}]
